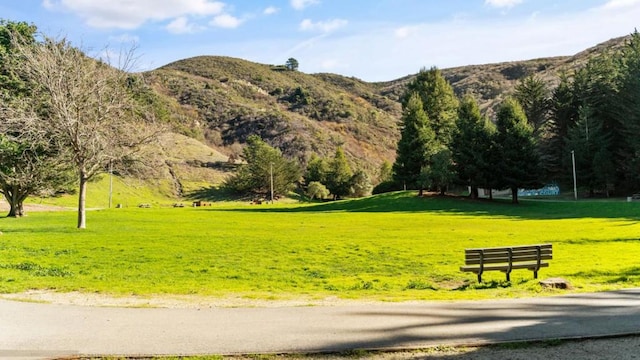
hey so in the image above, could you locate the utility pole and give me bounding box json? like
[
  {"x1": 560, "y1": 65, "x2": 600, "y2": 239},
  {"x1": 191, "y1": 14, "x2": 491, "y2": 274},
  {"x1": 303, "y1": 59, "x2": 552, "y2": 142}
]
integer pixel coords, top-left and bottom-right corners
[
  {"x1": 270, "y1": 162, "x2": 274, "y2": 204},
  {"x1": 571, "y1": 150, "x2": 577, "y2": 201},
  {"x1": 109, "y1": 160, "x2": 113, "y2": 208}
]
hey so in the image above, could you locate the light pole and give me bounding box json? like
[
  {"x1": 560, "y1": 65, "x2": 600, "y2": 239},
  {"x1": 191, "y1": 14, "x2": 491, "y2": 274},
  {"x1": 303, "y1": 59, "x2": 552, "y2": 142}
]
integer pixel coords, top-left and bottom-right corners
[
  {"x1": 571, "y1": 150, "x2": 577, "y2": 201},
  {"x1": 270, "y1": 162, "x2": 274, "y2": 204},
  {"x1": 108, "y1": 160, "x2": 113, "y2": 208}
]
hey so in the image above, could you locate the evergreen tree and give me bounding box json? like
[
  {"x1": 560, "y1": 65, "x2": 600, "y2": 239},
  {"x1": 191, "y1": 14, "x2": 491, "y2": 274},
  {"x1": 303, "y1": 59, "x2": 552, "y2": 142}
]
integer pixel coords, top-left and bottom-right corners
[
  {"x1": 350, "y1": 169, "x2": 372, "y2": 198},
  {"x1": 514, "y1": 75, "x2": 550, "y2": 138},
  {"x1": 403, "y1": 67, "x2": 459, "y2": 145},
  {"x1": 451, "y1": 95, "x2": 493, "y2": 199},
  {"x1": 547, "y1": 73, "x2": 578, "y2": 183},
  {"x1": 304, "y1": 153, "x2": 328, "y2": 185},
  {"x1": 565, "y1": 105, "x2": 614, "y2": 196},
  {"x1": 392, "y1": 93, "x2": 437, "y2": 195},
  {"x1": 618, "y1": 30, "x2": 640, "y2": 190},
  {"x1": 285, "y1": 58, "x2": 299, "y2": 71},
  {"x1": 225, "y1": 135, "x2": 301, "y2": 197},
  {"x1": 326, "y1": 147, "x2": 352, "y2": 200},
  {"x1": 429, "y1": 147, "x2": 454, "y2": 195},
  {"x1": 493, "y1": 98, "x2": 541, "y2": 204}
]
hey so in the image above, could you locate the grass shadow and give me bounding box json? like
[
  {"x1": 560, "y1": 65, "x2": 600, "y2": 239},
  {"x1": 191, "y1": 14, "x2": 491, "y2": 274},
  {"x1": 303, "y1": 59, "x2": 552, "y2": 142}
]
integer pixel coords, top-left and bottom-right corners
[{"x1": 207, "y1": 191, "x2": 640, "y2": 221}]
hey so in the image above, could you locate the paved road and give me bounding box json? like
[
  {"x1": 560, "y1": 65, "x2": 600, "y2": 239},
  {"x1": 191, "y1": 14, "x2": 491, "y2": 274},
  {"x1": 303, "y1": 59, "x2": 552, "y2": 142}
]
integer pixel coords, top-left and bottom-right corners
[{"x1": 2, "y1": 289, "x2": 640, "y2": 359}]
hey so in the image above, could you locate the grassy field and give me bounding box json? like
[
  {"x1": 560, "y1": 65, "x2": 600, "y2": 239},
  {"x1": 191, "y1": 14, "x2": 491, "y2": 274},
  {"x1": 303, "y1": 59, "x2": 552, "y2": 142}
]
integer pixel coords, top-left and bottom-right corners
[{"x1": 1, "y1": 191, "x2": 639, "y2": 301}]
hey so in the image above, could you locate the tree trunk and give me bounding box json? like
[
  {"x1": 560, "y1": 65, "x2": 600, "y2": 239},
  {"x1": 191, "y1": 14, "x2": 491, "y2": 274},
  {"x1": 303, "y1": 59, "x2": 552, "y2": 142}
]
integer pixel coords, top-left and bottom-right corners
[
  {"x1": 77, "y1": 175, "x2": 87, "y2": 229},
  {"x1": 4, "y1": 186, "x2": 26, "y2": 217},
  {"x1": 470, "y1": 186, "x2": 479, "y2": 200},
  {"x1": 489, "y1": 188, "x2": 493, "y2": 201},
  {"x1": 418, "y1": 188, "x2": 424, "y2": 197},
  {"x1": 511, "y1": 187, "x2": 519, "y2": 204}
]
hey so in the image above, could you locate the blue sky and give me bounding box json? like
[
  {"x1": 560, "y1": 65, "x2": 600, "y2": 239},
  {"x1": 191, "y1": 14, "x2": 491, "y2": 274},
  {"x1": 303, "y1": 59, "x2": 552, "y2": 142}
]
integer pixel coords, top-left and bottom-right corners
[{"x1": 2, "y1": 0, "x2": 639, "y2": 81}]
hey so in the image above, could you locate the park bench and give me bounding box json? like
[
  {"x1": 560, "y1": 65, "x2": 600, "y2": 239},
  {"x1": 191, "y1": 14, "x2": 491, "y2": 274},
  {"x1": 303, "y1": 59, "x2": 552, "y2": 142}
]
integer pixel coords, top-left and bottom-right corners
[{"x1": 460, "y1": 244, "x2": 552, "y2": 283}]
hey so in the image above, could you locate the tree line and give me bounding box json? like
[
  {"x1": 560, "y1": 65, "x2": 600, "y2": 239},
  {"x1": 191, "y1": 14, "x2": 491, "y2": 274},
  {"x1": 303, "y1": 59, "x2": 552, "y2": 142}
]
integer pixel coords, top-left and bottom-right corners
[{"x1": 380, "y1": 30, "x2": 640, "y2": 203}]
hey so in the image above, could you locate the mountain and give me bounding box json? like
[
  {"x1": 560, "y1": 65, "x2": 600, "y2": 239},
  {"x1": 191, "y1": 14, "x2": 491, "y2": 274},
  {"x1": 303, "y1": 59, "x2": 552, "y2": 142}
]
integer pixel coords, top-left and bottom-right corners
[{"x1": 143, "y1": 34, "x2": 631, "y2": 196}]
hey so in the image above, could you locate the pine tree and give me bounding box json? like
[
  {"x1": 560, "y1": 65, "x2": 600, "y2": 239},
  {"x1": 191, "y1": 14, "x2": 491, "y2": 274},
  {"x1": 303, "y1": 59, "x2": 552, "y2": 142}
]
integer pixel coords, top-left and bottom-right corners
[
  {"x1": 514, "y1": 75, "x2": 550, "y2": 138},
  {"x1": 618, "y1": 30, "x2": 640, "y2": 190},
  {"x1": 451, "y1": 95, "x2": 493, "y2": 199},
  {"x1": 403, "y1": 67, "x2": 459, "y2": 145},
  {"x1": 493, "y1": 98, "x2": 541, "y2": 204},
  {"x1": 326, "y1": 147, "x2": 353, "y2": 200},
  {"x1": 565, "y1": 105, "x2": 613, "y2": 196},
  {"x1": 393, "y1": 93, "x2": 437, "y2": 195}
]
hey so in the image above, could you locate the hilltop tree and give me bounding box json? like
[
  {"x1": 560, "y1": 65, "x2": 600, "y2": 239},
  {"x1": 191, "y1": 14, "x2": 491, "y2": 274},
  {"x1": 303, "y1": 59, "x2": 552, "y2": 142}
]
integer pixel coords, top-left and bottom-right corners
[
  {"x1": 493, "y1": 98, "x2": 541, "y2": 204},
  {"x1": 11, "y1": 34, "x2": 161, "y2": 228},
  {"x1": 393, "y1": 93, "x2": 437, "y2": 195},
  {"x1": 225, "y1": 135, "x2": 301, "y2": 197},
  {"x1": 285, "y1": 57, "x2": 299, "y2": 71},
  {"x1": 451, "y1": 95, "x2": 493, "y2": 199}
]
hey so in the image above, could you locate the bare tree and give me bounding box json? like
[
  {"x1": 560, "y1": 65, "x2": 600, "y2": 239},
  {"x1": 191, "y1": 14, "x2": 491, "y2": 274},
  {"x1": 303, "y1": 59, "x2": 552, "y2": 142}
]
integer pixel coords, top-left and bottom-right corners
[{"x1": 13, "y1": 35, "x2": 162, "y2": 228}]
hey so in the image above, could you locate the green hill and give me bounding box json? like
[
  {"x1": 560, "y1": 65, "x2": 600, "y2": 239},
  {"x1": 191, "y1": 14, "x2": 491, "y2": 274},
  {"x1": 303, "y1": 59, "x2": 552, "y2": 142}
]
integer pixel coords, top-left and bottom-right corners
[{"x1": 134, "y1": 34, "x2": 631, "y2": 200}]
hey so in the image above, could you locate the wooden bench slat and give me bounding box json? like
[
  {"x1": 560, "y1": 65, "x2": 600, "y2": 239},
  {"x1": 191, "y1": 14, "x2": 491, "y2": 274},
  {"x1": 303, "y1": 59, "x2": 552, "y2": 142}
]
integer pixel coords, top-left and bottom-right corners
[
  {"x1": 460, "y1": 262, "x2": 550, "y2": 273},
  {"x1": 465, "y1": 249, "x2": 552, "y2": 259},
  {"x1": 465, "y1": 244, "x2": 551, "y2": 253},
  {"x1": 465, "y1": 254, "x2": 552, "y2": 265}
]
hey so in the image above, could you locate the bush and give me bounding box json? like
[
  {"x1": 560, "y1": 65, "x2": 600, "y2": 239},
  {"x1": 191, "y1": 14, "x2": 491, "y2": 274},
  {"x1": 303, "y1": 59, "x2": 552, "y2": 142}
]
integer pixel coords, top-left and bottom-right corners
[
  {"x1": 306, "y1": 181, "x2": 329, "y2": 200},
  {"x1": 372, "y1": 180, "x2": 402, "y2": 195}
]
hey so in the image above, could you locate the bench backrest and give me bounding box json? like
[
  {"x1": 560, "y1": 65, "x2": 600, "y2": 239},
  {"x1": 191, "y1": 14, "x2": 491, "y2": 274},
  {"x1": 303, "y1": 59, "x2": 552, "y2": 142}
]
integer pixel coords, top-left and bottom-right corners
[{"x1": 464, "y1": 244, "x2": 552, "y2": 265}]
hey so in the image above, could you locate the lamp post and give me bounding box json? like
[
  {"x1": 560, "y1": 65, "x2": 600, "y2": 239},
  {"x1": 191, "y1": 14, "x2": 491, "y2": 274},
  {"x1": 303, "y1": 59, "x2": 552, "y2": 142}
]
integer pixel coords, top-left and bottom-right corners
[
  {"x1": 108, "y1": 160, "x2": 113, "y2": 208},
  {"x1": 571, "y1": 150, "x2": 577, "y2": 201},
  {"x1": 270, "y1": 162, "x2": 274, "y2": 204}
]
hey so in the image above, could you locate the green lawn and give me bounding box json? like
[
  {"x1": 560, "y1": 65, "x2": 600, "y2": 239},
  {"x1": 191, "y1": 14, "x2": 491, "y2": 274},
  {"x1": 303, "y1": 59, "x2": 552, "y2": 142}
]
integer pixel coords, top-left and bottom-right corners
[{"x1": 1, "y1": 191, "x2": 639, "y2": 301}]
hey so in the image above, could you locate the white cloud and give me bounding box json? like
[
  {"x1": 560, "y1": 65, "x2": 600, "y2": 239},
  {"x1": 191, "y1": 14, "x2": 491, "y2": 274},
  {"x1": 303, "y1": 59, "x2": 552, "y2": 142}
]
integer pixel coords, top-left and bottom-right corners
[
  {"x1": 210, "y1": 14, "x2": 242, "y2": 28},
  {"x1": 394, "y1": 26, "x2": 416, "y2": 39},
  {"x1": 600, "y1": 0, "x2": 640, "y2": 10},
  {"x1": 485, "y1": 0, "x2": 523, "y2": 8},
  {"x1": 263, "y1": 6, "x2": 278, "y2": 15},
  {"x1": 300, "y1": 19, "x2": 347, "y2": 33},
  {"x1": 271, "y1": 2, "x2": 640, "y2": 81},
  {"x1": 291, "y1": 0, "x2": 320, "y2": 11},
  {"x1": 42, "y1": 0, "x2": 54, "y2": 9},
  {"x1": 46, "y1": 0, "x2": 226, "y2": 29},
  {"x1": 108, "y1": 34, "x2": 140, "y2": 43},
  {"x1": 167, "y1": 16, "x2": 201, "y2": 34}
]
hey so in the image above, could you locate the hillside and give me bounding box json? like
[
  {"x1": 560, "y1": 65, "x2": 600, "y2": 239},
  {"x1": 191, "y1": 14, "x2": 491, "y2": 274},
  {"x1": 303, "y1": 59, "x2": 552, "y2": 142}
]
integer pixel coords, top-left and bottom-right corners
[{"x1": 142, "y1": 34, "x2": 630, "y2": 197}]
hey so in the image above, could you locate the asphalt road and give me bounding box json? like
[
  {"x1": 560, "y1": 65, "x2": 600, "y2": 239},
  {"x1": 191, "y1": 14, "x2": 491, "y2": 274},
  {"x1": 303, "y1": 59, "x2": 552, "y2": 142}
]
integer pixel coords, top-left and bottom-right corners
[{"x1": 2, "y1": 289, "x2": 640, "y2": 359}]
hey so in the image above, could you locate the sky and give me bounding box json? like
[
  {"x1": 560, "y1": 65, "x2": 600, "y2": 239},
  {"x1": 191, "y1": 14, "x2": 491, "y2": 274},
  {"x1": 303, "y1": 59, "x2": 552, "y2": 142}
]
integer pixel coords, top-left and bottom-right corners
[{"x1": 1, "y1": 0, "x2": 639, "y2": 81}]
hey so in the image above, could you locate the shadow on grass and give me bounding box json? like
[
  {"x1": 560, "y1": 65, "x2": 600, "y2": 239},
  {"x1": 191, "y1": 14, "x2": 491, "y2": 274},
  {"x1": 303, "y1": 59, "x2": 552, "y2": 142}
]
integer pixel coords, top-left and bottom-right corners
[
  {"x1": 203, "y1": 191, "x2": 640, "y2": 221},
  {"x1": 185, "y1": 186, "x2": 244, "y2": 202}
]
